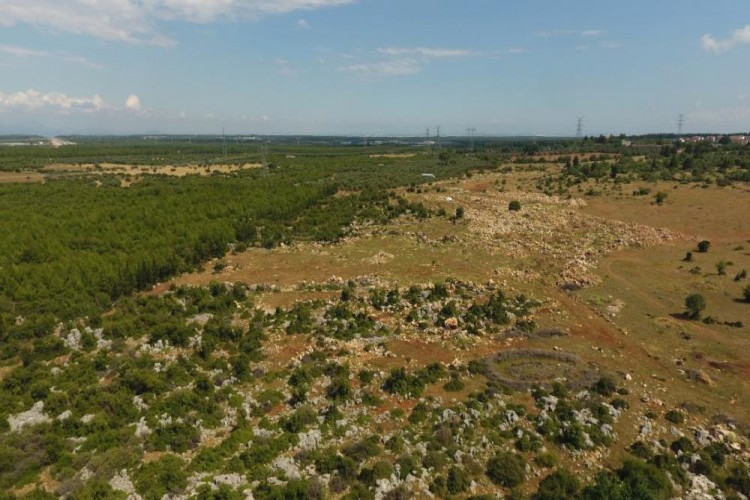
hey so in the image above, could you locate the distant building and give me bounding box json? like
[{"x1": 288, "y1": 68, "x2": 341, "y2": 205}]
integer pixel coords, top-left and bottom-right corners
[{"x1": 729, "y1": 135, "x2": 749, "y2": 145}]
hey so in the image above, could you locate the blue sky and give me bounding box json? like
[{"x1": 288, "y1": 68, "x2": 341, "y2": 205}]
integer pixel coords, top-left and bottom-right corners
[{"x1": 0, "y1": 0, "x2": 749, "y2": 136}]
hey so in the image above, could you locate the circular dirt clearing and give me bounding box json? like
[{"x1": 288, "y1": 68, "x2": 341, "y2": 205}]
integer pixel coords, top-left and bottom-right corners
[{"x1": 485, "y1": 349, "x2": 599, "y2": 390}]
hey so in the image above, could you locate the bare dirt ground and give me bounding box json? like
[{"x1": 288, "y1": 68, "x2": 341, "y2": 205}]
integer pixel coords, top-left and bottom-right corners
[{"x1": 0, "y1": 171, "x2": 46, "y2": 183}]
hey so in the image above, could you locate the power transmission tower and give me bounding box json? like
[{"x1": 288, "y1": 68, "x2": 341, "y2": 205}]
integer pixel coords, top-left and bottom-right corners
[
  {"x1": 425, "y1": 127, "x2": 432, "y2": 153},
  {"x1": 677, "y1": 114, "x2": 684, "y2": 136},
  {"x1": 576, "y1": 117, "x2": 584, "y2": 139},
  {"x1": 260, "y1": 143, "x2": 269, "y2": 177},
  {"x1": 222, "y1": 127, "x2": 228, "y2": 156},
  {"x1": 466, "y1": 127, "x2": 476, "y2": 153}
]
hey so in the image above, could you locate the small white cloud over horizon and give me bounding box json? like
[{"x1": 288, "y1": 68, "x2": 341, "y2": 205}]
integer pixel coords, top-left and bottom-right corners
[
  {"x1": 0, "y1": 89, "x2": 105, "y2": 112},
  {"x1": 702, "y1": 25, "x2": 750, "y2": 53},
  {"x1": 339, "y1": 59, "x2": 422, "y2": 79},
  {"x1": 125, "y1": 95, "x2": 142, "y2": 111}
]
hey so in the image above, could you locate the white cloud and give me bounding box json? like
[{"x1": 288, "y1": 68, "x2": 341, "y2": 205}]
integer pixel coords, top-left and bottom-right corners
[
  {"x1": 0, "y1": 89, "x2": 105, "y2": 112},
  {"x1": 377, "y1": 47, "x2": 474, "y2": 58},
  {"x1": 702, "y1": 25, "x2": 750, "y2": 53},
  {"x1": 296, "y1": 18, "x2": 310, "y2": 29},
  {"x1": 0, "y1": 44, "x2": 102, "y2": 68},
  {"x1": 538, "y1": 29, "x2": 604, "y2": 37},
  {"x1": 340, "y1": 46, "x2": 476, "y2": 80},
  {"x1": 0, "y1": 0, "x2": 355, "y2": 46},
  {"x1": 0, "y1": 44, "x2": 48, "y2": 57},
  {"x1": 125, "y1": 94, "x2": 142, "y2": 111},
  {"x1": 339, "y1": 59, "x2": 422, "y2": 79}
]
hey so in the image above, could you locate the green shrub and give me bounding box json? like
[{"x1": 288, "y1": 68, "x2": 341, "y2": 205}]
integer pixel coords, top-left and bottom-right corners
[
  {"x1": 664, "y1": 410, "x2": 684, "y2": 424},
  {"x1": 358, "y1": 370, "x2": 374, "y2": 385},
  {"x1": 534, "y1": 469, "x2": 580, "y2": 500},
  {"x1": 617, "y1": 458, "x2": 672, "y2": 499},
  {"x1": 670, "y1": 437, "x2": 694, "y2": 454},
  {"x1": 486, "y1": 452, "x2": 525, "y2": 488},
  {"x1": 726, "y1": 463, "x2": 750, "y2": 495},
  {"x1": 148, "y1": 422, "x2": 200, "y2": 453},
  {"x1": 629, "y1": 441, "x2": 652, "y2": 459},
  {"x1": 447, "y1": 466, "x2": 471, "y2": 494},
  {"x1": 133, "y1": 455, "x2": 187, "y2": 499},
  {"x1": 282, "y1": 406, "x2": 318, "y2": 433},
  {"x1": 342, "y1": 437, "x2": 381, "y2": 463},
  {"x1": 382, "y1": 368, "x2": 425, "y2": 396},
  {"x1": 75, "y1": 479, "x2": 126, "y2": 499},
  {"x1": 685, "y1": 293, "x2": 706, "y2": 319},
  {"x1": 326, "y1": 377, "x2": 353, "y2": 403},
  {"x1": 593, "y1": 376, "x2": 616, "y2": 396},
  {"x1": 581, "y1": 471, "x2": 627, "y2": 499},
  {"x1": 534, "y1": 452, "x2": 558, "y2": 468},
  {"x1": 508, "y1": 200, "x2": 522, "y2": 211},
  {"x1": 558, "y1": 423, "x2": 588, "y2": 449},
  {"x1": 443, "y1": 375, "x2": 465, "y2": 392}
]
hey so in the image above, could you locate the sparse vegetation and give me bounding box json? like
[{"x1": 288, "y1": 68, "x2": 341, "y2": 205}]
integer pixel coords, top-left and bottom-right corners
[{"x1": 717, "y1": 260, "x2": 728, "y2": 275}]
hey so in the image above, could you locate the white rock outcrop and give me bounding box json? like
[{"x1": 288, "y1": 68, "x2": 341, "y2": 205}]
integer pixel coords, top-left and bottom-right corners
[{"x1": 8, "y1": 401, "x2": 52, "y2": 432}]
